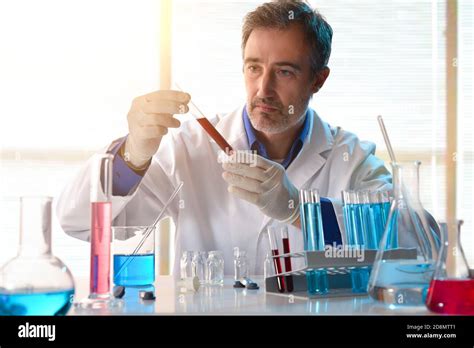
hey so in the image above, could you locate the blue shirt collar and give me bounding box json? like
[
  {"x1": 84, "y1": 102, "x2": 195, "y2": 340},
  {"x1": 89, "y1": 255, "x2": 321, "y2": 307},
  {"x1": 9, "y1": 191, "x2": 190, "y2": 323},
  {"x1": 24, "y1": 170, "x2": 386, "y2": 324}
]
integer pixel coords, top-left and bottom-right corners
[{"x1": 242, "y1": 106, "x2": 311, "y2": 168}]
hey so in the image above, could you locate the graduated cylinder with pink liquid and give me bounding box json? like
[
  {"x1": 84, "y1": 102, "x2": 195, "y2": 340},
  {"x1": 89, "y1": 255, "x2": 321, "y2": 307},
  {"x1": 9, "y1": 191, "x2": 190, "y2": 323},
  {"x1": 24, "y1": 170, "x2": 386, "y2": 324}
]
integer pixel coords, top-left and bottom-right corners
[{"x1": 76, "y1": 154, "x2": 121, "y2": 309}]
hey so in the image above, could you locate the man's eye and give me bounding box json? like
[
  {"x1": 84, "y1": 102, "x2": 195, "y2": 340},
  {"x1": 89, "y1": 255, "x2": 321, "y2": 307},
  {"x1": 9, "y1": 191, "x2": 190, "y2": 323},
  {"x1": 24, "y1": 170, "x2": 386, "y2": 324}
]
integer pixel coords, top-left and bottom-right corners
[
  {"x1": 278, "y1": 69, "x2": 293, "y2": 77},
  {"x1": 248, "y1": 65, "x2": 259, "y2": 73}
]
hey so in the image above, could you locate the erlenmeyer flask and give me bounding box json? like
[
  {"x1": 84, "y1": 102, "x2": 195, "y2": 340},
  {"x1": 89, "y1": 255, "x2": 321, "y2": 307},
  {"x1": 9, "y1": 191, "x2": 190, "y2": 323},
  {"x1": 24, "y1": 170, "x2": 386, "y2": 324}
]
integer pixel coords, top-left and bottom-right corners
[
  {"x1": 368, "y1": 161, "x2": 439, "y2": 307},
  {"x1": 426, "y1": 220, "x2": 474, "y2": 314},
  {"x1": 0, "y1": 197, "x2": 75, "y2": 315}
]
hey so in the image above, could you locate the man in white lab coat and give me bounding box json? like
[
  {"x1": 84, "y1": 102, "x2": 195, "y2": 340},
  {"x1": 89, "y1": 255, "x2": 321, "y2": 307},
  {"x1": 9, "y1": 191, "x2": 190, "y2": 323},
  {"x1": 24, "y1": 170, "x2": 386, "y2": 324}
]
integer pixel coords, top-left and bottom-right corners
[{"x1": 57, "y1": 1, "x2": 391, "y2": 275}]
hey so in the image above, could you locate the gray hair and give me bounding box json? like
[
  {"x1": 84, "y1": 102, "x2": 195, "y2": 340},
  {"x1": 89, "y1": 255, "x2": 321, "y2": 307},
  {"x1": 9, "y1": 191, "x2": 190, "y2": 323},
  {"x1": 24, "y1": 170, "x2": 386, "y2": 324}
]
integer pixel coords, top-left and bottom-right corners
[{"x1": 242, "y1": 0, "x2": 333, "y2": 74}]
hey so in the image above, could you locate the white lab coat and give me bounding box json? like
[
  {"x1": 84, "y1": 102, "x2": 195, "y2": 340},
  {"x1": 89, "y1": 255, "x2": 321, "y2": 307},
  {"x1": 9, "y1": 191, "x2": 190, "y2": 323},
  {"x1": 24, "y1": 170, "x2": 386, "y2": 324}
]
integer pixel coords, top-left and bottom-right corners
[{"x1": 56, "y1": 105, "x2": 391, "y2": 276}]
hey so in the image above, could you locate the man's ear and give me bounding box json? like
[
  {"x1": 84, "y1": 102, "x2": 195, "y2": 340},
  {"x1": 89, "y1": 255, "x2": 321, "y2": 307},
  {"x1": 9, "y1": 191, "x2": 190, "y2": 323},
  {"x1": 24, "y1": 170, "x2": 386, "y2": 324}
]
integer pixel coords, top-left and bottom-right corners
[{"x1": 311, "y1": 67, "x2": 330, "y2": 93}]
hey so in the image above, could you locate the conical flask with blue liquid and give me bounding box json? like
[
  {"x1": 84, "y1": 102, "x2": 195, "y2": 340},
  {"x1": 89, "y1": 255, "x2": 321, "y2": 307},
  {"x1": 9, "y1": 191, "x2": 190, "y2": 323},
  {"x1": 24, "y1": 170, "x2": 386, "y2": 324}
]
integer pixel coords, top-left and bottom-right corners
[
  {"x1": 0, "y1": 197, "x2": 75, "y2": 315},
  {"x1": 368, "y1": 161, "x2": 439, "y2": 307}
]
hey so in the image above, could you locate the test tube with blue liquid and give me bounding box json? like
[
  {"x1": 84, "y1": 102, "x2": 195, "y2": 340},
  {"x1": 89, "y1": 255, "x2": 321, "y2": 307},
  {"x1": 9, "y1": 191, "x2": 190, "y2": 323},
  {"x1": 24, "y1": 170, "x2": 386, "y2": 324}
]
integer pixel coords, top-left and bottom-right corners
[
  {"x1": 379, "y1": 190, "x2": 398, "y2": 250},
  {"x1": 369, "y1": 191, "x2": 386, "y2": 247},
  {"x1": 299, "y1": 189, "x2": 328, "y2": 295},
  {"x1": 378, "y1": 190, "x2": 391, "y2": 228},
  {"x1": 358, "y1": 191, "x2": 378, "y2": 250},
  {"x1": 342, "y1": 190, "x2": 369, "y2": 293}
]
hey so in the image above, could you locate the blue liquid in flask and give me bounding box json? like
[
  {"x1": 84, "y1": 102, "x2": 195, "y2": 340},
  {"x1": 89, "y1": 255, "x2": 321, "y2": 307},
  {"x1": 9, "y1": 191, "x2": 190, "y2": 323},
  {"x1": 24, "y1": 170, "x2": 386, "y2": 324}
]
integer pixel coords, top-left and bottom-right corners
[
  {"x1": 113, "y1": 253, "x2": 155, "y2": 286},
  {"x1": 369, "y1": 260, "x2": 432, "y2": 306},
  {"x1": 0, "y1": 289, "x2": 74, "y2": 315}
]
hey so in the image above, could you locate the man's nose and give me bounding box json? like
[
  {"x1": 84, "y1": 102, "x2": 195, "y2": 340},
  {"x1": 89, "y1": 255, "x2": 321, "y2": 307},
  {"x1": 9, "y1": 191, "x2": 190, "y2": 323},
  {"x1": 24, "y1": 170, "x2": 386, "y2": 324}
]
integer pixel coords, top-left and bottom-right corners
[{"x1": 256, "y1": 70, "x2": 276, "y2": 99}]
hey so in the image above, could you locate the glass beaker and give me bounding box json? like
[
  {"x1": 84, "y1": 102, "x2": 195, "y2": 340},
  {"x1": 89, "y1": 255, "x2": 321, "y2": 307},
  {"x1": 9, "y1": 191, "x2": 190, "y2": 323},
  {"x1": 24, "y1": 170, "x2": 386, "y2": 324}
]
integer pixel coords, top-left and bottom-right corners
[
  {"x1": 368, "y1": 161, "x2": 439, "y2": 307},
  {"x1": 426, "y1": 220, "x2": 474, "y2": 314},
  {"x1": 112, "y1": 226, "x2": 156, "y2": 287},
  {"x1": 0, "y1": 197, "x2": 75, "y2": 315},
  {"x1": 206, "y1": 251, "x2": 224, "y2": 286},
  {"x1": 299, "y1": 188, "x2": 328, "y2": 295}
]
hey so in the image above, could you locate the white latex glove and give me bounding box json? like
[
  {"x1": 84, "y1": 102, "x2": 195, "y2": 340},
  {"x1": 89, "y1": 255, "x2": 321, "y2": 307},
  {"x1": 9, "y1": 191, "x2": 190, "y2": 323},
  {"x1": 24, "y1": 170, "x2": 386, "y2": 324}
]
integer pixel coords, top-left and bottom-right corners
[
  {"x1": 222, "y1": 153, "x2": 300, "y2": 223},
  {"x1": 125, "y1": 90, "x2": 191, "y2": 168}
]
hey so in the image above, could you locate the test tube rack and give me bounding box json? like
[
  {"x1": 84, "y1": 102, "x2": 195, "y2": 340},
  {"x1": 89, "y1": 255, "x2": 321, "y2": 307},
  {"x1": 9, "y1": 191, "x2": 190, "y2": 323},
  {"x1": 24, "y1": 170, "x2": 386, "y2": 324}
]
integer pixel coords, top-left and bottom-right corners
[{"x1": 265, "y1": 248, "x2": 417, "y2": 299}]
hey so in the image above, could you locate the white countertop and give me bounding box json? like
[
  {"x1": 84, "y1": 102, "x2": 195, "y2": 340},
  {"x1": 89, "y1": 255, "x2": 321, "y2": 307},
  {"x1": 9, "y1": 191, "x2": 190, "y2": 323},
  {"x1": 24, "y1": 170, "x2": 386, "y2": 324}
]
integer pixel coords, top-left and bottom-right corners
[{"x1": 68, "y1": 276, "x2": 433, "y2": 316}]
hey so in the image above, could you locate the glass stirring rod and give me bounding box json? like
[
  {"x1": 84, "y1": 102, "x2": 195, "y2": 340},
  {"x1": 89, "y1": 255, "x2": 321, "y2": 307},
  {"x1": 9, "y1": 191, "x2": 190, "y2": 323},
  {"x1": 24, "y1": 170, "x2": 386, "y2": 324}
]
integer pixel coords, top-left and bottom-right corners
[{"x1": 175, "y1": 83, "x2": 234, "y2": 153}]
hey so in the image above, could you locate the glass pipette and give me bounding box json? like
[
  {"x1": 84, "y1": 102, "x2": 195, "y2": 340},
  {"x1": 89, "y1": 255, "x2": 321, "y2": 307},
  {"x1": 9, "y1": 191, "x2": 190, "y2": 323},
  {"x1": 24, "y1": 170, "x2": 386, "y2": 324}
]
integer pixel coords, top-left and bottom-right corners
[
  {"x1": 175, "y1": 83, "x2": 234, "y2": 153},
  {"x1": 377, "y1": 115, "x2": 397, "y2": 163}
]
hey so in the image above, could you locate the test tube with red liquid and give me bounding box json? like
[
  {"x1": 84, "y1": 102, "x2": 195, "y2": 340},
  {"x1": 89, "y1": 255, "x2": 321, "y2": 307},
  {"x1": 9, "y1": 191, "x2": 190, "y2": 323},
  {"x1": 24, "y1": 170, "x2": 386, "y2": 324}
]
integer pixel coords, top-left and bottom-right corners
[
  {"x1": 175, "y1": 82, "x2": 233, "y2": 154},
  {"x1": 280, "y1": 226, "x2": 294, "y2": 292},
  {"x1": 267, "y1": 226, "x2": 286, "y2": 293}
]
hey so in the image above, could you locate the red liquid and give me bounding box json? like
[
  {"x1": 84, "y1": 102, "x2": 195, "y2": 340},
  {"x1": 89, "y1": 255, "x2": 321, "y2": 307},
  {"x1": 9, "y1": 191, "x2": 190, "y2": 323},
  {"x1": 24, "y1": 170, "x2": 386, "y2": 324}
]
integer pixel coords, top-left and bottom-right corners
[
  {"x1": 272, "y1": 249, "x2": 286, "y2": 293},
  {"x1": 282, "y1": 238, "x2": 294, "y2": 292},
  {"x1": 196, "y1": 118, "x2": 233, "y2": 153},
  {"x1": 426, "y1": 279, "x2": 474, "y2": 315},
  {"x1": 90, "y1": 202, "x2": 112, "y2": 295}
]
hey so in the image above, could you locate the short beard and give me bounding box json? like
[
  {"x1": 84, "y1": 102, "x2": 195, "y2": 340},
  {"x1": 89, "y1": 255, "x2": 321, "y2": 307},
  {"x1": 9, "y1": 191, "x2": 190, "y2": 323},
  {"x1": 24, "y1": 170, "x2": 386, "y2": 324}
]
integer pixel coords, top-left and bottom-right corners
[{"x1": 247, "y1": 98, "x2": 309, "y2": 134}]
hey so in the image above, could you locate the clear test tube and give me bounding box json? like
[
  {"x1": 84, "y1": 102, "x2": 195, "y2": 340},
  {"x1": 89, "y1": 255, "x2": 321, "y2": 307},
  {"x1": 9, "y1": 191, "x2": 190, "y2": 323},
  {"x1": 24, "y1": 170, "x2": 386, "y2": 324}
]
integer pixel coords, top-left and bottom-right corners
[
  {"x1": 267, "y1": 226, "x2": 286, "y2": 293},
  {"x1": 280, "y1": 226, "x2": 294, "y2": 292},
  {"x1": 76, "y1": 154, "x2": 121, "y2": 309}
]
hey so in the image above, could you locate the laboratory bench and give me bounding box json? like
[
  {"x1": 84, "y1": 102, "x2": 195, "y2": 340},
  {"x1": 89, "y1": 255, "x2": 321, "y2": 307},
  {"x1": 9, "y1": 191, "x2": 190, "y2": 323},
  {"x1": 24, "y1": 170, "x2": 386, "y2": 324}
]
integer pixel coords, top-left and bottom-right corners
[{"x1": 68, "y1": 276, "x2": 433, "y2": 316}]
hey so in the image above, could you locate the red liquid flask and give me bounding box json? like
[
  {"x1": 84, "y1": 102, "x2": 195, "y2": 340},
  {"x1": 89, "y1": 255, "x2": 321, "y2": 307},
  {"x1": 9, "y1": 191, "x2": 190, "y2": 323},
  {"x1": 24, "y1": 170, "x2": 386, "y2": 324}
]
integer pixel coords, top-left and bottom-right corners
[
  {"x1": 426, "y1": 279, "x2": 474, "y2": 315},
  {"x1": 426, "y1": 220, "x2": 473, "y2": 315}
]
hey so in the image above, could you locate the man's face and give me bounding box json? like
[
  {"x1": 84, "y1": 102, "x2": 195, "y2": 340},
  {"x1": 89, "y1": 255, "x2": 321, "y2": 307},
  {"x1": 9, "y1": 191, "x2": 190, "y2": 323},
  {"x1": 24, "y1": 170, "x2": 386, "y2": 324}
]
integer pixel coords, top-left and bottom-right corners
[{"x1": 243, "y1": 24, "x2": 319, "y2": 134}]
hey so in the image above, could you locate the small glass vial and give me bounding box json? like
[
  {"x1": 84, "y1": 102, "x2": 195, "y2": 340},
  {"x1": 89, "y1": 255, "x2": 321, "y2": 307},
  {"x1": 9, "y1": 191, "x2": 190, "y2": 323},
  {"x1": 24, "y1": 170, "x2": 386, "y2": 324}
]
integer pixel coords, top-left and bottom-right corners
[
  {"x1": 233, "y1": 247, "x2": 249, "y2": 281},
  {"x1": 206, "y1": 251, "x2": 224, "y2": 286},
  {"x1": 180, "y1": 251, "x2": 194, "y2": 279},
  {"x1": 191, "y1": 251, "x2": 206, "y2": 284}
]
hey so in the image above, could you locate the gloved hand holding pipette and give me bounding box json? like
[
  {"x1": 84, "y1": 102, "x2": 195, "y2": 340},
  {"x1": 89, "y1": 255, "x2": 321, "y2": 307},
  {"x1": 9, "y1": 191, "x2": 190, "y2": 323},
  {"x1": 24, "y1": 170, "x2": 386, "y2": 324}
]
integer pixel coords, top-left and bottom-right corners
[
  {"x1": 124, "y1": 90, "x2": 191, "y2": 168},
  {"x1": 222, "y1": 154, "x2": 299, "y2": 223}
]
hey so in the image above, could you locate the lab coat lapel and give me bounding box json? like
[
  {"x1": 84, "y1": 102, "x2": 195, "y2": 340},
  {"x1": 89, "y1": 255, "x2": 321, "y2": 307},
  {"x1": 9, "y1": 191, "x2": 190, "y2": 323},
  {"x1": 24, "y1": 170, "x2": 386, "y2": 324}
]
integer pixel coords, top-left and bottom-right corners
[{"x1": 286, "y1": 109, "x2": 334, "y2": 188}]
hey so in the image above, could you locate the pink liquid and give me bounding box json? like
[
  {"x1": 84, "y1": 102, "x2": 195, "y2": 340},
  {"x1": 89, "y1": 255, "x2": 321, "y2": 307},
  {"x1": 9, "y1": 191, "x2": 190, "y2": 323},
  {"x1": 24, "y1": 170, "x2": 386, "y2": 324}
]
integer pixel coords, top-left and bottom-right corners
[
  {"x1": 272, "y1": 249, "x2": 286, "y2": 293},
  {"x1": 282, "y1": 238, "x2": 294, "y2": 292},
  {"x1": 426, "y1": 279, "x2": 474, "y2": 315},
  {"x1": 90, "y1": 202, "x2": 112, "y2": 295}
]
